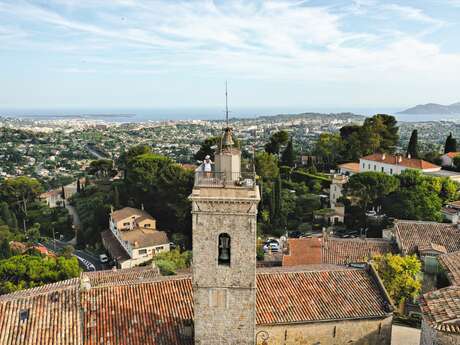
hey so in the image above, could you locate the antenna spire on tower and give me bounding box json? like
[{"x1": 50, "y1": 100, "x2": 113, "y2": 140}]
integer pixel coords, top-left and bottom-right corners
[{"x1": 225, "y1": 81, "x2": 229, "y2": 128}]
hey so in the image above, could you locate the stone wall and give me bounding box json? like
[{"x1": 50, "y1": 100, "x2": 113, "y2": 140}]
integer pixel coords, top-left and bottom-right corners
[
  {"x1": 420, "y1": 320, "x2": 460, "y2": 345},
  {"x1": 256, "y1": 316, "x2": 393, "y2": 345},
  {"x1": 191, "y1": 185, "x2": 260, "y2": 345}
]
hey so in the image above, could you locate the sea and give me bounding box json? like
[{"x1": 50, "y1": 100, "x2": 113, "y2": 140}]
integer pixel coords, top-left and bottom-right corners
[{"x1": 0, "y1": 107, "x2": 459, "y2": 123}]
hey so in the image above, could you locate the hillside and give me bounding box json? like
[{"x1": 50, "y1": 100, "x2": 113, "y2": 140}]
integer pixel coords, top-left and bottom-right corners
[{"x1": 398, "y1": 102, "x2": 460, "y2": 115}]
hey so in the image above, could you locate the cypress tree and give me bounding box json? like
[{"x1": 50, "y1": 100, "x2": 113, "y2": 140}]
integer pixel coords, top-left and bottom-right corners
[
  {"x1": 61, "y1": 185, "x2": 66, "y2": 200},
  {"x1": 281, "y1": 139, "x2": 295, "y2": 167},
  {"x1": 113, "y1": 186, "x2": 120, "y2": 209},
  {"x1": 445, "y1": 133, "x2": 458, "y2": 153},
  {"x1": 406, "y1": 129, "x2": 419, "y2": 158},
  {"x1": 0, "y1": 238, "x2": 11, "y2": 259},
  {"x1": 76, "y1": 179, "x2": 81, "y2": 193}
]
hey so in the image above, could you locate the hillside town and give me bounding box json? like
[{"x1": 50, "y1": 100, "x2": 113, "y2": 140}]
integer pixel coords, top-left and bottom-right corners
[{"x1": 1, "y1": 112, "x2": 460, "y2": 345}]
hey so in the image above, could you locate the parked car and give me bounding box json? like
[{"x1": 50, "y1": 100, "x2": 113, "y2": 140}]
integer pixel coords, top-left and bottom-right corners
[
  {"x1": 264, "y1": 238, "x2": 279, "y2": 246},
  {"x1": 99, "y1": 254, "x2": 108, "y2": 263},
  {"x1": 288, "y1": 231, "x2": 303, "y2": 238},
  {"x1": 263, "y1": 242, "x2": 280, "y2": 253}
]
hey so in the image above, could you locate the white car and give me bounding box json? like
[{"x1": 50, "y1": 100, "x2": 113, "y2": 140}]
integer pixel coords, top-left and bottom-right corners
[
  {"x1": 263, "y1": 242, "x2": 280, "y2": 253},
  {"x1": 99, "y1": 254, "x2": 108, "y2": 263}
]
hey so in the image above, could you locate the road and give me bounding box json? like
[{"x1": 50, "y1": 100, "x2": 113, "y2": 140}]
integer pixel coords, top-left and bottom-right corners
[
  {"x1": 65, "y1": 204, "x2": 80, "y2": 245},
  {"x1": 85, "y1": 145, "x2": 108, "y2": 159},
  {"x1": 43, "y1": 239, "x2": 104, "y2": 271}
]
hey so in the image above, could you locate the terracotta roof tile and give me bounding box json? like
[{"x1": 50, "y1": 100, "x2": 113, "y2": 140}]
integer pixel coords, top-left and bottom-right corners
[
  {"x1": 439, "y1": 251, "x2": 460, "y2": 285},
  {"x1": 361, "y1": 153, "x2": 440, "y2": 170},
  {"x1": 420, "y1": 286, "x2": 460, "y2": 334},
  {"x1": 394, "y1": 220, "x2": 460, "y2": 255},
  {"x1": 0, "y1": 266, "x2": 393, "y2": 344},
  {"x1": 338, "y1": 162, "x2": 360, "y2": 173},
  {"x1": 111, "y1": 207, "x2": 153, "y2": 223},
  {"x1": 283, "y1": 237, "x2": 393, "y2": 266}
]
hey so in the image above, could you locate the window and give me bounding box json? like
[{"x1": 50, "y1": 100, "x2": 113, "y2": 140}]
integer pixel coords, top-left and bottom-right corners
[
  {"x1": 218, "y1": 233, "x2": 231, "y2": 266},
  {"x1": 155, "y1": 246, "x2": 164, "y2": 252},
  {"x1": 144, "y1": 223, "x2": 151, "y2": 228},
  {"x1": 374, "y1": 165, "x2": 376, "y2": 171},
  {"x1": 363, "y1": 163, "x2": 365, "y2": 168},
  {"x1": 381, "y1": 167, "x2": 384, "y2": 172},
  {"x1": 19, "y1": 309, "x2": 29, "y2": 322},
  {"x1": 390, "y1": 168, "x2": 393, "y2": 174},
  {"x1": 138, "y1": 249, "x2": 147, "y2": 255},
  {"x1": 368, "y1": 164, "x2": 371, "y2": 169},
  {"x1": 123, "y1": 222, "x2": 130, "y2": 226}
]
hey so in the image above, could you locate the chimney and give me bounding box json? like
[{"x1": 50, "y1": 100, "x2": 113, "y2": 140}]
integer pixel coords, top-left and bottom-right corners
[
  {"x1": 80, "y1": 276, "x2": 91, "y2": 292},
  {"x1": 407, "y1": 153, "x2": 411, "y2": 159},
  {"x1": 397, "y1": 155, "x2": 402, "y2": 163},
  {"x1": 382, "y1": 153, "x2": 386, "y2": 160}
]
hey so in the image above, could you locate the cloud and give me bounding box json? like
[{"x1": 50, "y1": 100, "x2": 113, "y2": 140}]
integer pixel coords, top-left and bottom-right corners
[{"x1": 0, "y1": 0, "x2": 459, "y2": 91}]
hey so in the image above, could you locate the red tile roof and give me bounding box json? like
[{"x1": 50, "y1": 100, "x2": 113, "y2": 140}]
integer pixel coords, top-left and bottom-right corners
[
  {"x1": 420, "y1": 286, "x2": 460, "y2": 334},
  {"x1": 0, "y1": 265, "x2": 393, "y2": 345},
  {"x1": 446, "y1": 152, "x2": 460, "y2": 159},
  {"x1": 393, "y1": 220, "x2": 460, "y2": 255},
  {"x1": 361, "y1": 153, "x2": 440, "y2": 170},
  {"x1": 0, "y1": 279, "x2": 81, "y2": 345},
  {"x1": 283, "y1": 237, "x2": 393, "y2": 266},
  {"x1": 282, "y1": 238, "x2": 322, "y2": 266},
  {"x1": 438, "y1": 251, "x2": 460, "y2": 285},
  {"x1": 338, "y1": 162, "x2": 360, "y2": 173}
]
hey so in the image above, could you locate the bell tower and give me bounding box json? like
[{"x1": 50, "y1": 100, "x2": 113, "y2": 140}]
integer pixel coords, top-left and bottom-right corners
[{"x1": 190, "y1": 87, "x2": 260, "y2": 345}]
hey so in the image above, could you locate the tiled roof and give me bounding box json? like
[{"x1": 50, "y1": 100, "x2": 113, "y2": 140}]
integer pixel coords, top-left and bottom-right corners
[
  {"x1": 322, "y1": 238, "x2": 393, "y2": 265},
  {"x1": 393, "y1": 220, "x2": 460, "y2": 255},
  {"x1": 0, "y1": 265, "x2": 393, "y2": 345},
  {"x1": 82, "y1": 276, "x2": 193, "y2": 345},
  {"x1": 256, "y1": 266, "x2": 392, "y2": 325},
  {"x1": 111, "y1": 207, "x2": 153, "y2": 223},
  {"x1": 120, "y1": 228, "x2": 169, "y2": 248},
  {"x1": 100, "y1": 230, "x2": 130, "y2": 261},
  {"x1": 445, "y1": 152, "x2": 460, "y2": 159},
  {"x1": 361, "y1": 153, "x2": 440, "y2": 170},
  {"x1": 0, "y1": 279, "x2": 81, "y2": 345},
  {"x1": 338, "y1": 162, "x2": 360, "y2": 173},
  {"x1": 282, "y1": 238, "x2": 322, "y2": 266},
  {"x1": 420, "y1": 286, "x2": 460, "y2": 334},
  {"x1": 82, "y1": 266, "x2": 160, "y2": 287},
  {"x1": 439, "y1": 251, "x2": 460, "y2": 285},
  {"x1": 283, "y1": 237, "x2": 393, "y2": 266}
]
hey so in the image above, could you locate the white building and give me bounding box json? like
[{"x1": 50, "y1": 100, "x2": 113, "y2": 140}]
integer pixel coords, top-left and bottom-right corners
[
  {"x1": 330, "y1": 174, "x2": 349, "y2": 209},
  {"x1": 101, "y1": 207, "x2": 170, "y2": 268},
  {"x1": 359, "y1": 153, "x2": 441, "y2": 175}
]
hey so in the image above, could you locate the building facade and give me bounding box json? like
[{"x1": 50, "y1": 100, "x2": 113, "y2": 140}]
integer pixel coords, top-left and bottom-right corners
[
  {"x1": 359, "y1": 153, "x2": 441, "y2": 175},
  {"x1": 190, "y1": 127, "x2": 260, "y2": 345}
]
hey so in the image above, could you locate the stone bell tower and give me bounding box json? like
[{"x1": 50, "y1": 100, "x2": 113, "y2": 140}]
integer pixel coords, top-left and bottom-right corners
[{"x1": 189, "y1": 90, "x2": 260, "y2": 345}]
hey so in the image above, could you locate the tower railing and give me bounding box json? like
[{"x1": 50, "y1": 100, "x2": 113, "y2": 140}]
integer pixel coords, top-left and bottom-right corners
[{"x1": 194, "y1": 165, "x2": 255, "y2": 188}]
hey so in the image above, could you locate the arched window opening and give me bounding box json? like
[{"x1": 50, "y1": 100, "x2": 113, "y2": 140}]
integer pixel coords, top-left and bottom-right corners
[{"x1": 218, "y1": 233, "x2": 231, "y2": 266}]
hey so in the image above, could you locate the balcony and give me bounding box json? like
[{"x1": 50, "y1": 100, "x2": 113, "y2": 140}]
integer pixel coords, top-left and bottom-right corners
[{"x1": 194, "y1": 165, "x2": 255, "y2": 188}]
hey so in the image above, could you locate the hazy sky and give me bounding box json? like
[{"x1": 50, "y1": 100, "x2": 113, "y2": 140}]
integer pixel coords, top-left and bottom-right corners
[{"x1": 1, "y1": 0, "x2": 460, "y2": 110}]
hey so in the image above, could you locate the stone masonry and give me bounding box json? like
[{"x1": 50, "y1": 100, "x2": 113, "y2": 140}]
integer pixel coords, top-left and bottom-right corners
[{"x1": 190, "y1": 185, "x2": 260, "y2": 345}]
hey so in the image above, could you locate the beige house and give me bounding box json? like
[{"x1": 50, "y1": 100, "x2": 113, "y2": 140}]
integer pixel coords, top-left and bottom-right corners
[{"x1": 101, "y1": 207, "x2": 170, "y2": 268}]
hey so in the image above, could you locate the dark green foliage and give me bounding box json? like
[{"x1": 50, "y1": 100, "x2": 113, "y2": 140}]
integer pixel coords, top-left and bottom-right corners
[
  {"x1": 0, "y1": 239, "x2": 11, "y2": 260},
  {"x1": 445, "y1": 133, "x2": 457, "y2": 153},
  {"x1": 113, "y1": 185, "x2": 120, "y2": 209},
  {"x1": 0, "y1": 254, "x2": 80, "y2": 295},
  {"x1": 281, "y1": 139, "x2": 295, "y2": 167},
  {"x1": 265, "y1": 131, "x2": 289, "y2": 155},
  {"x1": 255, "y1": 152, "x2": 279, "y2": 181},
  {"x1": 313, "y1": 114, "x2": 399, "y2": 168},
  {"x1": 194, "y1": 136, "x2": 220, "y2": 161},
  {"x1": 88, "y1": 159, "x2": 116, "y2": 180},
  {"x1": 407, "y1": 129, "x2": 419, "y2": 158},
  {"x1": 76, "y1": 179, "x2": 81, "y2": 193},
  {"x1": 153, "y1": 249, "x2": 192, "y2": 276}
]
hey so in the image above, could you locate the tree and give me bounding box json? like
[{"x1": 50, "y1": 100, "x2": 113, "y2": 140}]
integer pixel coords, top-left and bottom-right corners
[
  {"x1": 445, "y1": 133, "x2": 457, "y2": 153},
  {"x1": 453, "y1": 156, "x2": 460, "y2": 172},
  {"x1": 382, "y1": 170, "x2": 443, "y2": 221},
  {"x1": 255, "y1": 152, "x2": 279, "y2": 181},
  {"x1": 61, "y1": 185, "x2": 65, "y2": 200},
  {"x1": 0, "y1": 177, "x2": 43, "y2": 217},
  {"x1": 0, "y1": 238, "x2": 11, "y2": 259},
  {"x1": 265, "y1": 130, "x2": 289, "y2": 155},
  {"x1": 373, "y1": 253, "x2": 421, "y2": 306},
  {"x1": 312, "y1": 133, "x2": 342, "y2": 169},
  {"x1": 363, "y1": 114, "x2": 399, "y2": 153},
  {"x1": 113, "y1": 185, "x2": 120, "y2": 209},
  {"x1": 407, "y1": 129, "x2": 419, "y2": 158},
  {"x1": 76, "y1": 179, "x2": 81, "y2": 193},
  {"x1": 194, "y1": 136, "x2": 220, "y2": 161},
  {"x1": 88, "y1": 159, "x2": 116, "y2": 180},
  {"x1": 60, "y1": 245, "x2": 75, "y2": 259},
  {"x1": 343, "y1": 172, "x2": 399, "y2": 211},
  {"x1": 281, "y1": 139, "x2": 295, "y2": 167}
]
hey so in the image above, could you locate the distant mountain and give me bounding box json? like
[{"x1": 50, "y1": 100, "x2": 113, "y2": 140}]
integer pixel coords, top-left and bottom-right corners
[{"x1": 398, "y1": 102, "x2": 460, "y2": 115}]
